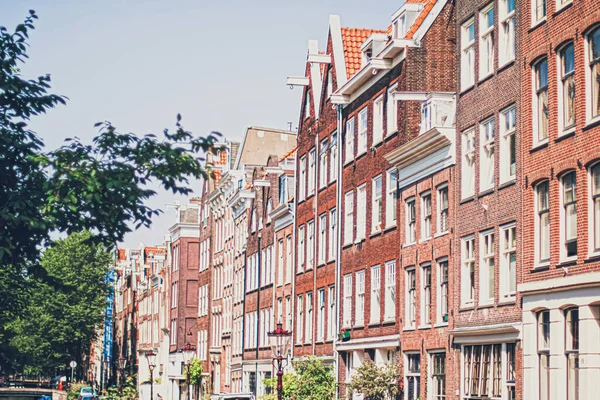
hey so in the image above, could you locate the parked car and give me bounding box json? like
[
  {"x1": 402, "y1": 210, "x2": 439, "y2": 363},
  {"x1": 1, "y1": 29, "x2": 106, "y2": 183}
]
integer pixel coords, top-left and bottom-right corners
[{"x1": 79, "y1": 386, "x2": 96, "y2": 400}]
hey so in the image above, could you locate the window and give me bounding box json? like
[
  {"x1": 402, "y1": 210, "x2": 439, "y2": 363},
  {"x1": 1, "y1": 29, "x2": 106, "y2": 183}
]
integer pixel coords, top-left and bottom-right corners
[
  {"x1": 173, "y1": 245, "x2": 179, "y2": 271},
  {"x1": 534, "y1": 59, "x2": 549, "y2": 143},
  {"x1": 386, "y1": 169, "x2": 398, "y2": 227},
  {"x1": 327, "y1": 68, "x2": 333, "y2": 97},
  {"x1": 328, "y1": 208, "x2": 337, "y2": 261},
  {"x1": 387, "y1": 84, "x2": 398, "y2": 134},
  {"x1": 406, "y1": 197, "x2": 416, "y2": 244},
  {"x1": 406, "y1": 268, "x2": 416, "y2": 328},
  {"x1": 506, "y1": 343, "x2": 516, "y2": 400},
  {"x1": 384, "y1": 261, "x2": 396, "y2": 321},
  {"x1": 358, "y1": 108, "x2": 368, "y2": 155},
  {"x1": 500, "y1": 223, "x2": 517, "y2": 300},
  {"x1": 319, "y1": 139, "x2": 328, "y2": 189},
  {"x1": 479, "y1": 4, "x2": 495, "y2": 78},
  {"x1": 304, "y1": 90, "x2": 311, "y2": 119},
  {"x1": 533, "y1": 0, "x2": 546, "y2": 23},
  {"x1": 298, "y1": 225, "x2": 305, "y2": 272},
  {"x1": 461, "y1": 236, "x2": 475, "y2": 306},
  {"x1": 171, "y1": 282, "x2": 178, "y2": 308},
  {"x1": 286, "y1": 296, "x2": 291, "y2": 331},
  {"x1": 170, "y1": 319, "x2": 176, "y2": 345},
  {"x1": 299, "y1": 156, "x2": 306, "y2": 201},
  {"x1": 355, "y1": 270, "x2": 365, "y2": 326},
  {"x1": 589, "y1": 28, "x2": 600, "y2": 120},
  {"x1": 286, "y1": 236, "x2": 292, "y2": 283},
  {"x1": 536, "y1": 181, "x2": 551, "y2": 264},
  {"x1": 317, "y1": 289, "x2": 325, "y2": 341},
  {"x1": 500, "y1": 106, "x2": 516, "y2": 183},
  {"x1": 480, "y1": 118, "x2": 495, "y2": 191},
  {"x1": 305, "y1": 292, "x2": 313, "y2": 343},
  {"x1": 562, "y1": 172, "x2": 577, "y2": 259},
  {"x1": 430, "y1": 352, "x2": 446, "y2": 400},
  {"x1": 372, "y1": 176, "x2": 383, "y2": 233},
  {"x1": 296, "y1": 295, "x2": 303, "y2": 344},
  {"x1": 565, "y1": 308, "x2": 579, "y2": 400},
  {"x1": 344, "y1": 191, "x2": 354, "y2": 244},
  {"x1": 370, "y1": 265, "x2": 381, "y2": 324},
  {"x1": 327, "y1": 286, "x2": 336, "y2": 340},
  {"x1": 463, "y1": 344, "x2": 503, "y2": 398},
  {"x1": 343, "y1": 274, "x2": 352, "y2": 328},
  {"x1": 277, "y1": 239, "x2": 284, "y2": 286},
  {"x1": 437, "y1": 259, "x2": 449, "y2": 324},
  {"x1": 499, "y1": 0, "x2": 516, "y2": 66},
  {"x1": 462, "y1": 129, "x2": 476, "y2": 198},
  {"x1": 308, "y1": 148, "x2": 316, "y2": 196},
  {"x1": 591, "y1": 164, "x2": 600, "y2": 253},
  {"x1": 421, "y1": 263, "x2": 432, "y2": 326},
  {"x1": 421, "y1": 192, "x2": 432, "y2": 240},
  {"x1": 345, "y1": 117, "x2": 355, "y2": 163},
  {"x1": 437, "y1": 185, "x2": 449, "y2": 234},
  {"x1": 318, "y1": 214, "x2": 326, "y2": 265},
  {"x1": 538, "y1": 310, "x2": 550, "y2": 400},
  {"x1": 480, "y1": 230, "x2": 495, "y2": 304},
  {"x1": 461, "y1": 19, "x2": 475, "y2": 90},
  {"x1": 405, "y1": 353, "x2": 421, "y2": 400},
  {"x1": 373, "y1": 95, "x2": 384, "y2": 144},
  {"x1": 330, "y1": 132, "x2": 338, "y2": 182},
  {"x1": 559, "y1": 43, "x2": 576, "y2": 131},
  {"x1": 357, "y1": 184, "x2": 367, "y2": 240},
  {"x1": 307, "y1": 220, "x2": 315, "y2": 268}
]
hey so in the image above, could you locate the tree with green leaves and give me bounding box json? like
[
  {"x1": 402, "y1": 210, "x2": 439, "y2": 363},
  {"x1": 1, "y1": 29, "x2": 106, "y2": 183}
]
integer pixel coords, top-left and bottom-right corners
[
  {"x1": 185, "y1": 358, "x2": 204, "y2": 400},
  {"x1": 7, "y1": 231, "x2": 111, "y2": 375},
  {"x1": 347, "y1": 360, "x2": 402, "y2": 400},
  {"x1": 262, "y1": 357, "x2": 336, "y2": 400},
  {"x1": 0, "y1": 10, "x2": 219, "y2": 370}
]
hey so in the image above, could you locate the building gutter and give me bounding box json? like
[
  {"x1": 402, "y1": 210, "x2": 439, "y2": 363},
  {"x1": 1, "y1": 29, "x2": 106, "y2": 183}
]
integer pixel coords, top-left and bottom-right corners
[{"x1": 334, "y1": 104, "x2": 344, "y2": 400}]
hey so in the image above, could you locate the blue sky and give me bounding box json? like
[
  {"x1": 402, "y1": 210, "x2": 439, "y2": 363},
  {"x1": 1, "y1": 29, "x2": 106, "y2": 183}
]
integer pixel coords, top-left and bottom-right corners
[{"x1": 4, "y1": 0, "x2": 403, "y2": 248}]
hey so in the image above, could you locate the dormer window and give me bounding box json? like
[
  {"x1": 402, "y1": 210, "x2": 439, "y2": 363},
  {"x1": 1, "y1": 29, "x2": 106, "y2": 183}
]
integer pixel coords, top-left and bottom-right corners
[
  {"x1": 362, "y1": 46, "x2": 373, "y2": 67},
  {"x1": 393, "y1": 14, "x2": 407, "y2": 38},
  {"x1": 419, "y1": 94, "x2": 456, "y2": 134},
  {"x1": 390, "y1": 4, "x2": 423, "y2": 40}
]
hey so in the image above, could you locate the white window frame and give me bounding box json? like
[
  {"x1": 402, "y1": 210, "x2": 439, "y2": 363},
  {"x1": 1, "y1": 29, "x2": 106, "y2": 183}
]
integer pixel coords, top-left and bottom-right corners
[
  {"x1": 305, "y1": 292, "x2": 313, "y2": 344},
  {"x1": 532, "y1": 0, "x2": 546, "y2": 25},
  {"x1": 370, "y1": 265, "x2": 381, "y2": 324},
  {"x1": 285, "y1": 235, "x2": 292, "y2": 284},
  {"x1": 461, "y1": 235, "x2": 475, "y2": 307},
  {"x1": 462, "y1": 128, "x2": 476, "y2": 199},
  {"x1": 405, "y1": 267, "x2": 416, "y2": 329},
  {"x1": 277, "y1": 239, "x2": 284, "y2": 286},
  {"x1": 558, "y1": 42, "x2": 576, "y2": 134},
  {"x1": 499, "y1": 222, "x2": 517, "y2": 301},
  {"x1": 420, "y1": 263, "x2": 432, "y2": 327},
  {"x1": 372, "y1": 175, "x2": 383, "y2": 233},
  {"x1": 436, "y1": 184, "x2": 449, "y2": 235},
  {"x1": 384, "y1": 260, "x2": 396, "y2": 322},
  {"x1": 317, "y1": 288, "x2": 325, "y2": 341},
  {"x1": 429, "y1": 351, "x2": 446, "y2": 400},
  {"x1": 480, "y1": 117, "x2": 495, "y2": 192},
  {"x1": 387, "y1": 84, "x2": 398, "y2": 135},
  {"x1": 299, "y1": 155, "x2": 306, "y2": 202},
  {"x1": 308, "y1": 148, "x2": 316, "y2": 196},
  {"x1": 344, "y1": 191, "x2": 354, "y2": 245},
  {"x1": 499, "y1": 105, "x2": 516, "y2": 184},
  {"x1": 461, "y1": 18, "x2": 475, "y2": 91},
  {"x1": 499, "y1": 0, "x2": 516, "y2": 67},
  {"x1": 560, "y1": 171, "x2": 578, "y2": 261},
  {"x1": 357, "y1": 107, "x2": 368, "y2": 155},
  {"x1": 533, "y1": 58, "x2": 549, "y2": 145},
  {"x1": 330, "y1": 132, "x2": 338, "y2": 183},
  {"x1": 343, "y1": 274, "x2": 353, "y2": 328},
  {"x1": 307, "y1": 219, "x2": 315, "y2": 269},
  {"x1": 405, "y1": 352, "x2": 421, "y2": 400},
  {"x1": 298, "y1": 225, "x2": 305, "y2": 273},
  {"x1": 355, "y1": 270, "x2": 365, "y2": 326},
  {"x1": 356, "y1": 184, "x2": 367, "y2": 241},
  {"x1": 586, "y1": 28, "x2": 600, "y2": 123},
  {"x1": 386, "y1": 168, "x2": 398, "y2": 228},
  {"x1": 319, "y1": 139, "x2": 328, "y2": 189},
  {"x1": 436, "y1": 258, "x2": 449, "y2": 325},
  {"x1": 373, "y1": 95, "x2": 384, "y2": 144},
  {"x1": 296, "y1": 295, "x2": 303, "y2": 344},
  {"x1": 535, "y1": 181, "x2": 551, "y2": 266},
  {"x1": 345, "y1": 117, "x2": 355, "y2": 164},
  {"x1": 589, "y1": 163, "x2": 600, "y2": 256},
  {"x1": 318, "y1": 213, "x2": 327, "y2": 265},
  {"x1": 479, "y1": 229, "x2": 495, "y2": 305},
  {"x1": 479, "y1": 4, "x2": 495, "y2": 79},
  {"x1": 421, "y1": 191, "x2": 432, "y2": 240},
  {"x1": 329, "y1": 208, "x2": 337, "y2": 261},
  {"x1": 327, "y1": 285, "x2": 336, "y2": 340},
  {"x1": 405, "y1": 197, "x2": 417, "y2": 245}
]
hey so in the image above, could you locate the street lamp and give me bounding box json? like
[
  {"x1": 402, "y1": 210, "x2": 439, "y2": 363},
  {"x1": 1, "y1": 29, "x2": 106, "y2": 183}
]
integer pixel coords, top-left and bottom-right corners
[
  {"x1": 181, "y1": 336, "x2": 196, "y2": 400},
  {"x1": 267, "y1": 322, "x2": 292, "y2": 400},
  {"x1": 118, "y1": 357, "x2": 127, "y2": 389},
  {"x1": 146, "y1": 350, "x2": 157, "y2": 400}
]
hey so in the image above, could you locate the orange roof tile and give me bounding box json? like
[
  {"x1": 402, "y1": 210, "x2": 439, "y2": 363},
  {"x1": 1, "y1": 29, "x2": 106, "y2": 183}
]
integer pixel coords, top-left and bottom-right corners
[
  {"x1": 118, "y1": 249, "x2": 127, "y2": 261},
  {"x1": 405, "y1": 0, "x2": 437, "y2": 39},
  {"x1": 341, "y1": 27, "x2": 387, "y2": 79},
  {"x1": 278, "y1": 145, "x2": 297, "y2": 162}
]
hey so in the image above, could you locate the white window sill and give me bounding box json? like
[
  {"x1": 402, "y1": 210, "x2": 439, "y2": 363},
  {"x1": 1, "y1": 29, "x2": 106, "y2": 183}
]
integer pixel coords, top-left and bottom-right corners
[
  {"x1": 372, "y1": 138, "x2": 383, "y2": 147},
  {"x1": 531, "y1": 17, "x2": 547, "y2": 30},
  {"x1": 460, "y1": 83, "x2": 474, "y2": 94},
  {"x1": 418, "y1": 324, "x2": 432, "y2": 330},
  {"x1": 356, "y1": 150, "x2": 367, "y2": 158},
  {"x1": 371, "y1": 228, "x2": 382, "y2": 235},
  {"x1": 344, "y1": 159, "x2": 354, "y2": 167},
  {"x1": 531, "y1": 138, "x2": 549, "y2": 151},
  {"x1": 558, "y1": 126, "x2": 576, "y2": 138},
  {"x1": 387, "y1": 128, "x2": 398, "y2": 136},
  {"x1": 498, "y1": 296, "x2": 516, "y2": 305},
  {"x1": 434, "y1": 322, "x2": 449, "y2": 328},
  {"x1": 383, "y1": 317, "x2": 396, "y2": 324},
  {"x1": 479, "y1": 300, "x2": 494, "y2": 307},
  {"x1": 329, "y1": 178, "x2": 337, "y2": 184},
  {"x1": 342, "y1": 325, "x2": 351, "y2": 330},
  {"x1": 434, "y1": 231, "x2": 449, "y2": 238},
  {"x1": 369, "y1": 320, "x2": 381, "y2": 326},
  {"x1": 555, "y1": 1, "x2": 573, "y2": 13},
  {"x1": 559, "y1": 256, "x2": 577, "y2": 264},
  {"x1": 354, "y1": 323, "x2": 364, "y2": 329},
  {"x1": 585, "y1": 116, "x2": 600, "y2": 128},
  {"x1": 403, "y1": 326, "x2": 416, "y2": 332},
  {"x1": 419, "y1": 236, "x2": 432, "y2": 243},
  {"x1": 498, "y1": 58, "x2": 515, "y2": 69},
  {"x1": 404, "y1": 242, "x2": 416, "y2": 248},
  {"x1": 478, "y1": 72, "x2": 493, "y2": 82},
  {"x1": 532, "y1": 261, "x2": 550, "y2": 270},
  {"x1": 354, "y1": 237, "x2": 366, "y2": 244},
  {"x1": 385, "y1": 222, "x2": 397, "y2": 230},
  {"x1": 460, "y1": 303, "x2": 474, "y2": 310}
]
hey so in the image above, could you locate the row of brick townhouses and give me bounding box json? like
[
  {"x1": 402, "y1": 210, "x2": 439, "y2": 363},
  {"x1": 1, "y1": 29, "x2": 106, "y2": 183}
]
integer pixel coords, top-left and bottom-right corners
[{"x1": 110, "y1": 0, "x2": 600, "y2": 399}]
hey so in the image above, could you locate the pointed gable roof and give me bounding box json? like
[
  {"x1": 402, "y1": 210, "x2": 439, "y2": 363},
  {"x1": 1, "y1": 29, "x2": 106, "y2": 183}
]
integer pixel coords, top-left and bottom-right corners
[
  {"x1": 404, "y1": 0, "x2": 437, "y2": 39},
  {"x1": 341, "y1": 27, "x2": 387, "y2": 79}
]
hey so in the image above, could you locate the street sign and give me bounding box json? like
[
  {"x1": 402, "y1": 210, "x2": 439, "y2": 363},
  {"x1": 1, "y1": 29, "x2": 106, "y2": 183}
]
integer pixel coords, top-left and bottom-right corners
[{"x1": 70, "y1": 360, "x2": 77, "y2": 368}]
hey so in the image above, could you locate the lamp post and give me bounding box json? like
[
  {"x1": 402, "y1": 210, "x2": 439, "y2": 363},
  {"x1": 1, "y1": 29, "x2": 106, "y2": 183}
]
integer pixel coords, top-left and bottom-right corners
[
  {"x1": 118, "y1": 357, "x2": 127, "y2": 390},
  {"x1": 181, "y1": 339, "x2": 196, "y2": 400},
  {"x1": 267, "y1": 322, "x2": 292, "y2": 400},
  {"x1": 146, "y1": 350, "x2": 157, "y2": 400}
]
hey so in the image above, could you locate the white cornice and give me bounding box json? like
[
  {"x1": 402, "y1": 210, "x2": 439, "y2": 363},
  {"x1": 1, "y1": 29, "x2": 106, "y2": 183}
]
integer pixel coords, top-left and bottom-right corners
[
  {"x1": 518, "y1": 272, "x2": 600, "y2": 295},
  {"x1": 307, "y1": 53, "x2": 331, "y2": 64}
]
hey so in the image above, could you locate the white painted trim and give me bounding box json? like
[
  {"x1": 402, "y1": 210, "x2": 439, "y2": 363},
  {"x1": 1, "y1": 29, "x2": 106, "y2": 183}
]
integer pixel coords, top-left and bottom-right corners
[
  {"x1": 308, "y1": 39, "x2": 323, "y2": 119},
  {"x1": 329, "y1": 15, "x2": 347, "y2": 87},
  {"x1": 336, "y1": 334, "x2": 400, "y2": 351},
  {"x1": 518, "y1": 271, "x2": 600, "y2": 294},
  {"x1": 412, "y1": 0, "x2": 448, "y2": 43},
  {"x1": 286, "y1": 76, "x2": 309, "y2": 87},
  {"x1": 392, "y1": 3, "x2": 425, "y2": 20},
  {"x1": 307, "y1": 53, "x2": 331, "y2": 64}
]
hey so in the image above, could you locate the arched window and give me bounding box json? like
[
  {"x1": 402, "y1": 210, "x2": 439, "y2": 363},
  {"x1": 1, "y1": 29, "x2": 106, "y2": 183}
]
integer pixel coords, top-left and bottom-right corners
[
  {"x1": 558, "y1": 42, "x2": 576, "y2": 131},
  {"x1": 561, "y1": 172, "x2": 577, "y2": 259},
  {"x1": 533, "y1": 58, "x2": 549, "y2": 144},
  {"x1": 588, "y1": 26, "x2": 600, "y2": 119},
  {"x1": 536, "y1": 181, "x2": 551, "y2": 264}
]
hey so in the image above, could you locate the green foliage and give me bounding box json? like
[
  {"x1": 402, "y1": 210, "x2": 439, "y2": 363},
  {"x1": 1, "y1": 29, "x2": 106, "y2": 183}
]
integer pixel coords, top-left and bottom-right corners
[
  {"x1": 7, "y1": 231, "x2": 111, "y2": 374},
  {"x1": 105, "y1": 376, "x2": 138, "y2": 400},
  {"x1": 0, "y1": 10, "x2": 218, "y2": 372},
  {"x1": 67, "y1": 383, "x2": 86, "y2": 400},
  {"x1": 186, "y1": 357, "x2": 204, "y2": 386},
  {"x1": 347, "y1": 360, "x2": 402, "y2": 400},
  {"x1": 262, "y1": 357, "x2": 336, "y2": 400}
]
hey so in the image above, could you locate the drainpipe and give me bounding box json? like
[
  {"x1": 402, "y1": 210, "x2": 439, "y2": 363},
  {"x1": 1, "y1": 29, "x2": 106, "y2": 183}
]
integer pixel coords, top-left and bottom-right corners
[
  {"x1": 312, "y1": 130, "x2": 319, "y2": 356},
  {"x1": 255, "y1": 232, "x2": 261, "y2": 397},
  {"x1": 241, "y1": 246, "x2": 247, "y2": 392},
  {"x1": 334, "y1": 104, "x2": 344, "y2": 400},
  {"x1": 291, "y1": 154, "x2": 299, "y2": 363}
]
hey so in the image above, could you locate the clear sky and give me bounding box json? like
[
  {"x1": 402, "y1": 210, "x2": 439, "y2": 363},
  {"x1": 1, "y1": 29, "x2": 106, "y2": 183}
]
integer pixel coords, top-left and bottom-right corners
[{"x1": 3, "y1": 0, "x2": 403, "y2": 248}]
